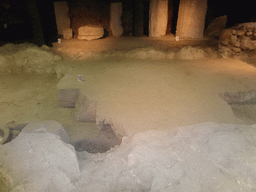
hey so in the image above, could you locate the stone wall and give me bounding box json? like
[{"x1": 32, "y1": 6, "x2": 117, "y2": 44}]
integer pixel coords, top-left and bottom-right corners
[{"x1": 219, "y1": 22, "x2": 256, "y2": 56}]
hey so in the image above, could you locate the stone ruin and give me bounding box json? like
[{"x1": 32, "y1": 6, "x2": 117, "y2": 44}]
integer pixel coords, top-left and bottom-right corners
[{"x1": 219, "y1": 22, "x2": 256, "y2": 56}]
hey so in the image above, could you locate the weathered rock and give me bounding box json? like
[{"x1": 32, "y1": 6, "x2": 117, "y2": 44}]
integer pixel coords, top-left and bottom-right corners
[
  {"x1": 149, "y1": 0, "x2": 168, "y2": 37},
  {"x1": 110, "y1": 3, "x2": 123, "y2": 37},
  {"x1": 240, "y1": 36, "x2": 256, "y2": 50},
  {"x1": 205, "y1": 15, "x2": 227, "y2": 37},
  {"x1": 22, "y1": 120, "x2": 70, "y2": 143},
  {"x1": 75, "y1": 92, "x2": 97, "y2": 122},
  {"x1": 78, "y1": 26, "x2": 104, "y2": 40},
  {"x1": 0, "y1": 133, "x2": 79, "y2": 191},
  {"x1": 219, "y1": 28, "x2": 233, "y2": 40},
  {"x1": 176, "y1": 0, "x2": 207, "y2": 39}
]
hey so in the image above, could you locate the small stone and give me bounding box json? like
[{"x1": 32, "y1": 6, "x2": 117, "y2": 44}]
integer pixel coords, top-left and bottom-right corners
[
  {"x1": 234, "y1": 41, "x2": 241, "y2": 48},
  {"x1": 246, "y1": 31, "x2": 253, "y2": 36},
  {"x1": 220, "y1": 40, "x2": 229, "y2": 46},
  {"x1": 231, "y1": 29, "x2": 236, "y2": 35},
  {"x1": 231, "y1": 47, "x2": 241, "y2": 53},
  {"x1": 230, "y1": 35, "x2": 238, "y2": 46},
  {"x1": 230, "y1": 35, "x2": 237, "y2": 42},
  {"x1": 236, "y1": 30, "x2": 245, "y2": 36}
]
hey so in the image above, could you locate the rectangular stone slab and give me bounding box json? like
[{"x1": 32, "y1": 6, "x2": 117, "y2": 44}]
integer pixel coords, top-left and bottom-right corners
[
  {"x1": 57, "y1": 89, "x2": 79, "y2": 108},
  {"x1": 57, "y1": 74, "x2": 84, "y2": 108}
]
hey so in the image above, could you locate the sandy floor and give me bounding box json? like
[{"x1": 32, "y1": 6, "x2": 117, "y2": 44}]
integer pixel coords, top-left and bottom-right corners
[{"x1": 0, "y1": 36, "x2": 255, "y2": 141}]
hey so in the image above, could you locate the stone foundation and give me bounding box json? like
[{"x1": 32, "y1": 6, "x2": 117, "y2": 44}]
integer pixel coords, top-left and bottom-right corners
[{"x1": 219, "y1": 22, "x2": 256, "y2": 57}]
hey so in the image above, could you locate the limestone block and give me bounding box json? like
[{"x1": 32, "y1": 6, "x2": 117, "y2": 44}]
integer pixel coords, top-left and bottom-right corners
[
  {"x1": 205, "y1": 15, "x2": 227, "y2": 37},
  {"x1": 110, "y1": 3, "x2": 123, "y2": 37},
  {"x1": 75, "y1": 91, "x2": 97, "y2": 122},
  {"x1": 22, "y1": 120, "x2": 70, "y2": 143},
  {"x1": 57, "y1": 88, "x2": 79, "y2": 108},
  {"x1": 54, "y1": 1, "x2": 71, "y2": 36},
  {"x1": 78, "y1": 26, "x2": 104, "y2": 40},
  {"x1": 0, "y1": 133, "x2": 80, "y2": 189},
  {"x1": 56, "y1": 74, "x2": 84, "y2": 108},
  {"x1": 149, "y1": 0, "x2": 168, "y2": 37},
  {"x1": 176, "y1": 0, "x2": 207, "y2": 39},
  {"x1": 63, "y1": 28, "x2": 73, "y2": 39}
]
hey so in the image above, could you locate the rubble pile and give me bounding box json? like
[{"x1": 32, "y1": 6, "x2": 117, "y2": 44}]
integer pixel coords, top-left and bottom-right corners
[{"x1": 219, "y1": 22, "x2": 256, "y2": 56}]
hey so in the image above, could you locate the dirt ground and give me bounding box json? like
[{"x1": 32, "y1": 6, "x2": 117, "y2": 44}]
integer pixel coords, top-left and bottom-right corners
[{"x1": 0, "y1": 35, "x2": 256, "y2": 142}]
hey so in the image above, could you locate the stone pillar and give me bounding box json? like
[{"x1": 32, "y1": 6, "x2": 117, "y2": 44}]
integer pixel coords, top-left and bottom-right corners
[
  {"x1": 134, "y1": 0, "x2": 144, "y2": 37},
  {"x1": 110, "y1": 2, "x2": 123, "y2": 37},
  {"x1": 149, "y1": 0, "x2": 168, "y2": 37},
  {"x1": 54, "y1": 1, "x2": 71, "y2": 37},
  {"x1": 176, "y1": 0, "x2": 207, "y2": 39}
]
